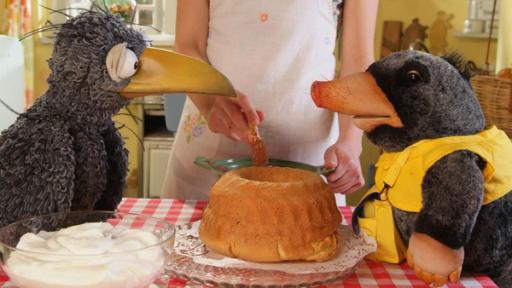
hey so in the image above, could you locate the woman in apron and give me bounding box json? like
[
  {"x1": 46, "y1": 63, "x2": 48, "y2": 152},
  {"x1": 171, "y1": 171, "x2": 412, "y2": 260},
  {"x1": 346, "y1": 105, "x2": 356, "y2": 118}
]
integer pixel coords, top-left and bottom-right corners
[{"x1": 162, "y1": 0, "x2": 378, "y2": 200}]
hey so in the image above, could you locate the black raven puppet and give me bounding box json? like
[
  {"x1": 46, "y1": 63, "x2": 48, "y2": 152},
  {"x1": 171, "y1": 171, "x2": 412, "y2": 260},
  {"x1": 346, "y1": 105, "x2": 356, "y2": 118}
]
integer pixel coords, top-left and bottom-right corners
[{"x1": 0, "y1": 10, "x2": 234, "y2": 228}]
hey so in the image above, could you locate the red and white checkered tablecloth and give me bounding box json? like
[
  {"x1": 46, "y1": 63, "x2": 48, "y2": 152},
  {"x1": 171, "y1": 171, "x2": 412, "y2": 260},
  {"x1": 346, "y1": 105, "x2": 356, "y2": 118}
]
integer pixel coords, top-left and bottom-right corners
[{"x1": 0, "y1": 198, "x2": 498, "y2": 288}]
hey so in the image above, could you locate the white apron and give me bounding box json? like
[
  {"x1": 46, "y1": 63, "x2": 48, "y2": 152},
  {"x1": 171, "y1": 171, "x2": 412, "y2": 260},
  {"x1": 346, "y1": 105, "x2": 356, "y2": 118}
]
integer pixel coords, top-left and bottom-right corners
[{"x1": 162, "y1": 0, "x2": 339, "y2": 199}]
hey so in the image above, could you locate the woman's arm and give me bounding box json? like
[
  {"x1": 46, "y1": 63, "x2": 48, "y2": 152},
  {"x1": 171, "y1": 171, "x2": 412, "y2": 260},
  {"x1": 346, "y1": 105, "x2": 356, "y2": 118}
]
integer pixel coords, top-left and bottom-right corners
[
  {"x1": 338, "y1": 0, "x2": 378, "y2": 146},
  {"x1": 324, "y1": 0, "x2": 379, "y2": 194},
  {"x1": 174, "y1": 0, "x2": 214, "y2": 117},
  {"x1": 174, "y1": 0, "x2": 262, "y2": 141},
  {"x1": 339, "y1": 0, "x2": 378, "y2": 77}
]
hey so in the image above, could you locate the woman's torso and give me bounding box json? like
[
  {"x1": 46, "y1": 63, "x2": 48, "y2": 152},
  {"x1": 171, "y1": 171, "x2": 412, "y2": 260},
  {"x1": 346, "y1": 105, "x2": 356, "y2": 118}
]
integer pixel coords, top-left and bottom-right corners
[
  {"x1": 206, "y1": 0, "x2": 339, "y2": 157},
  {"x1": 163, "y1": 0, "x2": 340, "y2": 199}
]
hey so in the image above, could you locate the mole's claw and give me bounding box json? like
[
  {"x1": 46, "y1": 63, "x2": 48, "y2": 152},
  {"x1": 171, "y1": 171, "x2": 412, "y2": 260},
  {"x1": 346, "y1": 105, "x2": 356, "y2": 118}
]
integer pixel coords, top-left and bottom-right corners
[
  {"x1": 433, "y1": 274, "x2": 448, "y2": 287},
  {"x1": 449, "y1": 267, "x2": 462, "y2": 283},
  {"x1": 421, "y1": 271, "x2": 434, "y2": 284},
  {"x1": 406, "y1": 250, "x2": 414, "y2": 268}
]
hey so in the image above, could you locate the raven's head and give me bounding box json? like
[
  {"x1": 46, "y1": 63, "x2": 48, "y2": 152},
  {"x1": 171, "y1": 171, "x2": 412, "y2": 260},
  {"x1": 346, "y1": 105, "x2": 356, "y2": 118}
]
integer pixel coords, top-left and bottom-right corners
[{"x1": 43, "y1": 9, "x2": 234, "y2": 120}]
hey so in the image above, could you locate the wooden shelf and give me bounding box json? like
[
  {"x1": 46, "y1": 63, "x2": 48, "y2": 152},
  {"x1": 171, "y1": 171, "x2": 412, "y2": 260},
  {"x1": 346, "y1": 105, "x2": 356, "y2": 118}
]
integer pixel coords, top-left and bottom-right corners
[{"x1": 453, "y1": 32, "x2": 497, "y2": 40}]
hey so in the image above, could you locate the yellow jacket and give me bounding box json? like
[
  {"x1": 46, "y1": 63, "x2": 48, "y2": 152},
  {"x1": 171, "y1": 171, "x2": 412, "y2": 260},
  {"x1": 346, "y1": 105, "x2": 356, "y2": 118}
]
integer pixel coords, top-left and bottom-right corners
[{"x1": 356, "y1": 126, "x2": 512, "y2": 263}]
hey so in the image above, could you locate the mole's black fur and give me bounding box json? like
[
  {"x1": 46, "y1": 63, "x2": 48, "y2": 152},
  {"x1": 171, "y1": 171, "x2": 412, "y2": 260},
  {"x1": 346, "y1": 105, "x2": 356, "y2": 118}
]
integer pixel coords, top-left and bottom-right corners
[{"x1": 367, "y1": 51, "x2": 511, "y2": 287}]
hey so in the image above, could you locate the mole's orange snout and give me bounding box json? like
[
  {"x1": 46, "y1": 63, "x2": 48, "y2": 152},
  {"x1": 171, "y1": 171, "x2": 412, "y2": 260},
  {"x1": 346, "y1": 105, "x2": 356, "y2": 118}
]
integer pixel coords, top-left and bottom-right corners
[{"x1": 310, "y1": 72, "x2": 403, "y2": 132}]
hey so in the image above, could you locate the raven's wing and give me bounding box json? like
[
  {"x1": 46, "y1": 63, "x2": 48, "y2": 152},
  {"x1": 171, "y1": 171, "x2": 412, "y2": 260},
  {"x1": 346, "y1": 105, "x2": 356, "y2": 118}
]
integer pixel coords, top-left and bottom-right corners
[
  {"x1": 93, "y1": 120, "x2": 128, "y2": 211},
  {"x1": 0, "y1": 120, "x2": 75, "y2": 227}
]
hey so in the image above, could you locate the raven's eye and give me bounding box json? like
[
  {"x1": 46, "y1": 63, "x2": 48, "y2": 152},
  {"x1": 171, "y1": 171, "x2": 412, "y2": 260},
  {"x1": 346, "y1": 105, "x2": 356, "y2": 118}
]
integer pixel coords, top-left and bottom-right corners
[
  {"x1": 117, "y1": 49, "x2": 139, "y2": 79},
  {"x1": 407, "y1": 70, "x2": 422, "y2": 82},
  {"x1": 106, "y1": 42, "x2": 139, "y2": 82}
]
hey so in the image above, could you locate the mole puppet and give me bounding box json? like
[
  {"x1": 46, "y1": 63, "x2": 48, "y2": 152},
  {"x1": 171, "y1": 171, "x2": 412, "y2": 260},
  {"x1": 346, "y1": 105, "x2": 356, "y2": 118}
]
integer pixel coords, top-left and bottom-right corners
[
  {"x1": 311, "y1": 51, "x2": 512, "y2": 287},
  {"x1": 0, "y1": 9, "x2": 235, "y2": 228}
]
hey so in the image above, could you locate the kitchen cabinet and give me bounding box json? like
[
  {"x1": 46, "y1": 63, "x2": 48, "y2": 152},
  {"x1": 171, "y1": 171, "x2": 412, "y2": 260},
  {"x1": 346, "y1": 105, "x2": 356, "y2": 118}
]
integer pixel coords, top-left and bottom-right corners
[
  {"x1": 143, "y1": 135, "x2": 174, "y2": 198},
  {"x1": 137, "y1": 95, "x2": 184, "y2": 198}
]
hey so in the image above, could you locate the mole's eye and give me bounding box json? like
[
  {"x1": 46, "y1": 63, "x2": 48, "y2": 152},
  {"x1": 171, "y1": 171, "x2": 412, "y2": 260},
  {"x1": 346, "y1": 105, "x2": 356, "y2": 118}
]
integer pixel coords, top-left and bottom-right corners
[
  {"x1": 106, "y1": 42, "x2": 139, "y2": 82},
  {"x1": 407, "y1": 70, "x2": 422, "y2": 82},
  {"x1": 117, "y1": 49, "x2": 139, "y2": 79}
]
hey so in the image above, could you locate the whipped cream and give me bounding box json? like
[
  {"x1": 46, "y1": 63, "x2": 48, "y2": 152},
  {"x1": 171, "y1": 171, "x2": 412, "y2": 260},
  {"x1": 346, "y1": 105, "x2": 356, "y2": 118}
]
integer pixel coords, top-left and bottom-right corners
[{"x1": 4, "y1": 222, "x2": 165, "y2": 288}]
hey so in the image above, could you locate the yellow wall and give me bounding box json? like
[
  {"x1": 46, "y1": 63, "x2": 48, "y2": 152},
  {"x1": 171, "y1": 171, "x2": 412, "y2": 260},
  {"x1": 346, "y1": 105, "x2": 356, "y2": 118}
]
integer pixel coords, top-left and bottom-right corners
[
  {"x1": 32, "y1": 42, "x2": 52, "y2": 98},
  {"x1": 32, "y1": 0, "x2": 51, "y2": 98},
  {"x1": 375, "y1": 0, "x2": 497, "y2": 68},
  {"x1": 497, "y1": 0, "x2": 511, "y2": 71},
  {"x1": 0, "y1": 0, "x2": 6, "y2": 34}
]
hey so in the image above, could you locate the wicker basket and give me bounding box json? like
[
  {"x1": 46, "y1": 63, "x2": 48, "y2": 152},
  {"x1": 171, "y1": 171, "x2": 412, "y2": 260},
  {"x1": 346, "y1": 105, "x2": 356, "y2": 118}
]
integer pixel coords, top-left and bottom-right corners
[{"x1": 471, "y1": 75, "x2": 512, "y2": 138}]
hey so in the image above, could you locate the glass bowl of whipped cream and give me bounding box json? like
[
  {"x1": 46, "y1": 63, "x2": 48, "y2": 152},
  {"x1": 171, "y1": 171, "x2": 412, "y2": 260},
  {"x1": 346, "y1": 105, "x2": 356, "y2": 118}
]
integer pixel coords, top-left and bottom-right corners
[{"x1": 0, "y1": 211, "x2": 175, "y2": 288}]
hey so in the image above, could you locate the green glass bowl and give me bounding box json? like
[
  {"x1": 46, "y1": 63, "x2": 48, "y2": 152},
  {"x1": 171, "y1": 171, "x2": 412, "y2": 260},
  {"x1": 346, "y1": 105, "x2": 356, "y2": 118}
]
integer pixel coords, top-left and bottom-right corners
[{"x1": 194, "y1": 156, "x2": 335, "y2": 177}]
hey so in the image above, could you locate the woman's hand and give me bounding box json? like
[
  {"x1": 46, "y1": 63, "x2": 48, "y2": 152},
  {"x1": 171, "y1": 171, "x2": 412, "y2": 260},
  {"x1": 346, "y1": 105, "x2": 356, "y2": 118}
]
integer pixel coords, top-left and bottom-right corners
[
  {"x1": 206, "y1": 91, "x2": 264, "y2": 142},
  {"x1": 323, "y1": 141, "x2": 364, "y2": 194},
  {"x1": 175, "y1": 0, "x2": 266, "y2": 143},
  {"x1": 323, "y1": 0, "x2": 377, "y2": 194}
]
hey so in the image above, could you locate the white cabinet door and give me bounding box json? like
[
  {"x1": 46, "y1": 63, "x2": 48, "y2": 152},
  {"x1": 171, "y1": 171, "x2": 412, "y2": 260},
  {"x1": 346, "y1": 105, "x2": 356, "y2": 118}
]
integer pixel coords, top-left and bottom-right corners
[
  {"x1": 143, "y1": 139, "x2": 173, "y2": 198},
  {"x1": 148, "y1": 147, "x2": 171, "y2": 198}
]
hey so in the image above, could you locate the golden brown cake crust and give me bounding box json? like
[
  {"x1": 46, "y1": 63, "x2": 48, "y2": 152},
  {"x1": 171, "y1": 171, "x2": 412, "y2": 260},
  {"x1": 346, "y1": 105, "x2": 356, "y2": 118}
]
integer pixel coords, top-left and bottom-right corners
[{"x1": 199, "y1": 166, "x2": 342, "y2": 262}]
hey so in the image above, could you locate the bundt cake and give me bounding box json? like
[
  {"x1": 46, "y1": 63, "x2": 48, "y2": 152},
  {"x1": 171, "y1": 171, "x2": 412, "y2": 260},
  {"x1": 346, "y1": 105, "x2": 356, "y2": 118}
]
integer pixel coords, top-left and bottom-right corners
[{"x1": 199, "y1": 166, "x2": 342, "y2": 262}]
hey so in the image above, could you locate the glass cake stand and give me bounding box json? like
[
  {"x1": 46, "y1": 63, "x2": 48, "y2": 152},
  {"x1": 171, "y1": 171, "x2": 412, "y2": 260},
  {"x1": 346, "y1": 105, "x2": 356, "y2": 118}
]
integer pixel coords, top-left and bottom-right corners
[{"x1": 167, "y1": 222, "x2": 376, "y2": 287}]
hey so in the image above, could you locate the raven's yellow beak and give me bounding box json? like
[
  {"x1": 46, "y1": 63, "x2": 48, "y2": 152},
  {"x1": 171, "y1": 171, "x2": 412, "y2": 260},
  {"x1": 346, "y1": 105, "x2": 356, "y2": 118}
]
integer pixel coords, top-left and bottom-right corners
[{"x1": 121, "y1": 47, "x2": 235, "y2": 98}]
